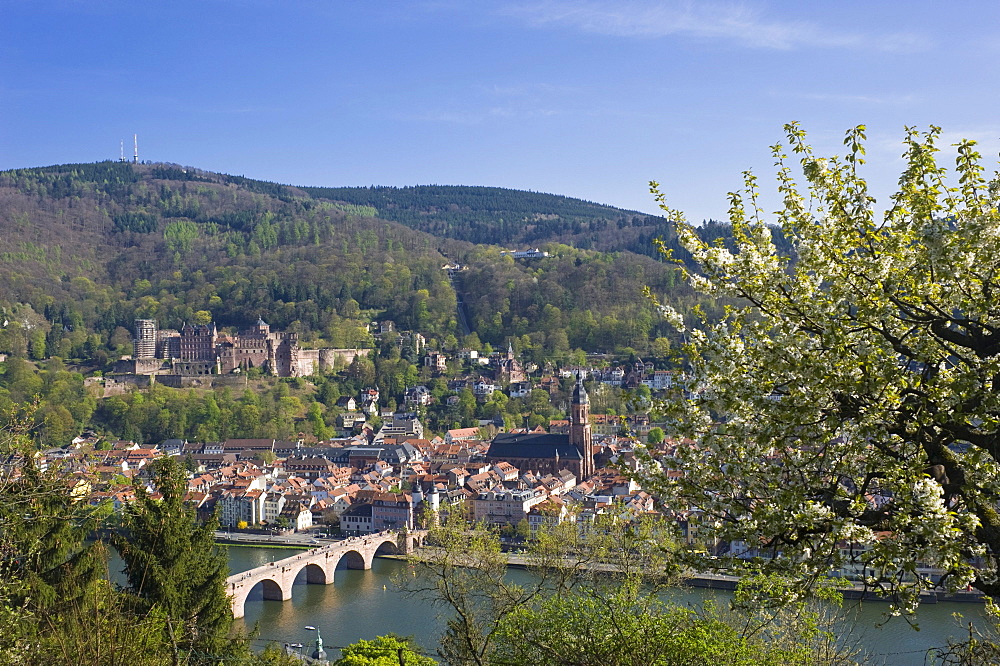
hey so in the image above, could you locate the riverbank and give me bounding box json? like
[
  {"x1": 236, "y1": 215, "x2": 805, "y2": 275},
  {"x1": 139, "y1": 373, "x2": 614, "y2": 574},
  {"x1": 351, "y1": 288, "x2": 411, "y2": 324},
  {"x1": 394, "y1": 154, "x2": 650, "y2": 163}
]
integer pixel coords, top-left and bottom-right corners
[
  {"x1": 214, "y1": 531, "x2": 329, "y2": 548},
  {"x1": 390, "y1": 549, "x2": 986, "y2": 605},
  {"x1": 681, "y1": 571, "x2": 984, "y2": 604},
  {"x1": 221, "y1": 541, "x2": 308, "y2": 550}
]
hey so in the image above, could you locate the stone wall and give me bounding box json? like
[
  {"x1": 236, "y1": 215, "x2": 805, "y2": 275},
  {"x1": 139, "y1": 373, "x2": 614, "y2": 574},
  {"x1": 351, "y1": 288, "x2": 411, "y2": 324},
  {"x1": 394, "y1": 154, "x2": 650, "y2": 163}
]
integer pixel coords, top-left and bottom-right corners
[
  {"x1": 107, "y1": 374, "x2": 155, "y2": 389},
  {"x1": 111, "y1": 358, "x2": 168, "y2": 375},
  {"x1": 156, "y1": 374, "x2": 247, "y2": 389},
  {"x1": 317, "y1": 348, "x2": 370, "y2": 372}
]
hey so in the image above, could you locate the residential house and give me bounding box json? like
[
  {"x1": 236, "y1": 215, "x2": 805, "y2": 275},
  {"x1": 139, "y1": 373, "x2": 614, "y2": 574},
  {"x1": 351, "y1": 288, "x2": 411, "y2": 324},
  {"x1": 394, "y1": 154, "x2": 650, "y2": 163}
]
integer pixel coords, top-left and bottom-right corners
[
  {"x1": 340, "y1": 503, "x2": 374, "y2": 536},
  {"x1": 280, "y1": 502, "x2": 313, "y2": 532},
  {"x1": 262, "y1": 491, "x2": 287, "y2": 525},
  {"x1": 493, "y1": 461, "x2": 519, "y2": 483},
  {"x1": 643, "y1": 370, "x2": 680, "y2": 391},
  {"x1": 472, "y1": 489, "x2": 546, "y2": 527},
  {"x1": 343, "y1": 491, "x2": 416, "y2": 533},
  {"x1": 404, "y1": 385, "x2": 432, "y2": 407},
  {"x1": 360, "y1": 387, "x2": 380, "y2": 414},
  {"x1": 473, "y1": 378, "x2": 497, "y2": 398},
  {"x1": 326, "y1": 486, "x2": 358, "y2": 517},
  {"x1": 370, "y1": 491, "x2": 415, "y2": 531},
  {"x1": 336, "y1": 396, "x2": 358, "y2": 411},
  {"x1": 424, "y1": 351, "x2": 448, "y2": 374},
  {"x1": 338, "y1": 412, "x2": 366, "y2": 431},
  {"x1": 445, "y1": 427, "x2": 480, "y2": 445},
  {"x1": 284, "y1": 456, "x2": 337, "y2": 480},
  {"x1": 218, "y1": 488, "x2": 266, "y2": 527},
  {"x1": 376, "y1": 413, "x2": 424, "y2": 442},
  {"x1": 508, "y1": 381, "x2": 531, "y2": 398},
  {"x1": 528, "y1": 497, "x2": 572, "y2": 533}
]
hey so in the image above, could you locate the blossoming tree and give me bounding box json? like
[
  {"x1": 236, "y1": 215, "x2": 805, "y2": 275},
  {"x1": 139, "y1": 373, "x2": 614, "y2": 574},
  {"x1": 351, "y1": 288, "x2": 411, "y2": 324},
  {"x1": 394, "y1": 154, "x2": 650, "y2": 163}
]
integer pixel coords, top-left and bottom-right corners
[{"x1": 645, "y1": 124, "x2": 1000, "y2": 611}]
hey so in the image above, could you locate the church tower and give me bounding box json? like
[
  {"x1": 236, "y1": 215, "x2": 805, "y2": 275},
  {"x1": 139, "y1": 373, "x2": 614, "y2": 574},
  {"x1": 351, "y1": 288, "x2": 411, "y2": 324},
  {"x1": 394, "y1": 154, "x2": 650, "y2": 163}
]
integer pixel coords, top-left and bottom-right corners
[{"x1": 569, "y1": 374, "x2": 593, "y2": 479}]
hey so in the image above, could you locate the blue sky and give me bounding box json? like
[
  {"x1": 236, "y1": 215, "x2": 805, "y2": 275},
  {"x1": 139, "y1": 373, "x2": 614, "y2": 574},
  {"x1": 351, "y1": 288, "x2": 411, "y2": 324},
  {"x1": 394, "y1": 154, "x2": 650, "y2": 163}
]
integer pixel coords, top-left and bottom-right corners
[{"x1": 2, "y1": 1, "x2": 999, "y2": 222}]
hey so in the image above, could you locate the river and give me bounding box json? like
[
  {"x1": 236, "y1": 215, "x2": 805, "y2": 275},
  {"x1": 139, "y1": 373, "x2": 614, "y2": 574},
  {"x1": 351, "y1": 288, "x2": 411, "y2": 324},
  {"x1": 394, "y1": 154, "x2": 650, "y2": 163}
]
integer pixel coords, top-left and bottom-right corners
[{"x1": 223, "y1": 545, "x2": 992, "y2": 665}]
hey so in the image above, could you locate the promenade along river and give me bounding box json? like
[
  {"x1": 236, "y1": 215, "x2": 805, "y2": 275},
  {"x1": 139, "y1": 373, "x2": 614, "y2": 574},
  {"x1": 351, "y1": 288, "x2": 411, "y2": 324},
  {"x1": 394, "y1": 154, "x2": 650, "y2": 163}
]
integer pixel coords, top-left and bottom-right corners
[{"x1": 226, "y1": 545, "x2": 991, "y2": 666}]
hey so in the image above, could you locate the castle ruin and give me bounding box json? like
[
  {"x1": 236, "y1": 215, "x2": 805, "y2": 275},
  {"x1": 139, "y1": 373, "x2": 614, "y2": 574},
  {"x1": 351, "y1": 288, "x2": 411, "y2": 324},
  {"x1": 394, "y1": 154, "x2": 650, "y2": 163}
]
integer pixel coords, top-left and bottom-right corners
[{"x1": 123, "y1": 318, "x2": 368, "y2": 379}]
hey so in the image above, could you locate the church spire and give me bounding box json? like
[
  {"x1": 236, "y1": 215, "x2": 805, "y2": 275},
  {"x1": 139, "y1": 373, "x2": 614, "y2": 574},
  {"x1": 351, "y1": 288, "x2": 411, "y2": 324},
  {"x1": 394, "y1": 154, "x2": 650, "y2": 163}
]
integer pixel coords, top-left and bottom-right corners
[
  {"x1": 572, "y1": 373, "x2": 589, "y2": 405},
  {"x1": 570, "y1": 373, "x2": 593, "y2": 479}
]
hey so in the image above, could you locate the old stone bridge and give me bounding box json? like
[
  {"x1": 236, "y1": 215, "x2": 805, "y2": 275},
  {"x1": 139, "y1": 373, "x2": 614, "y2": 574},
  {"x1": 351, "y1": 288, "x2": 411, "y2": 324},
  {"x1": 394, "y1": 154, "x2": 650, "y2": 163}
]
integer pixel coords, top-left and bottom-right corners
[{"x1": 227, "y1": 529, "x2": 426, "y2": 618}]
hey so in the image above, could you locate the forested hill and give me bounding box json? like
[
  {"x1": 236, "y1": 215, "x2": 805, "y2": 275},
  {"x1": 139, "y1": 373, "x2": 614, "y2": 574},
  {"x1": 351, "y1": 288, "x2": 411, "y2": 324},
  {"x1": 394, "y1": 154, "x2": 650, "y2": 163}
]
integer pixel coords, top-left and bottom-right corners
[
  {"x1": 0, "y1": 161, "x2": 457, "y2": 362},
  {"x1": 302, "y1": 184, "x2": 680, "y2": 257},
  {"x1": 0, "y1": 161, "x2": 712, "y2": 368}
]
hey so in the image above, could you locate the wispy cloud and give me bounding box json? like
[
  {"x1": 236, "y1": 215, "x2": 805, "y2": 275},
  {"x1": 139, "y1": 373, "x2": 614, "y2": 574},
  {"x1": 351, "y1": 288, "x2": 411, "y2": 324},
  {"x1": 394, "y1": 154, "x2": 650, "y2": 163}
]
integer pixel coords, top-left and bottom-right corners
[
  {"x1": 501, "y1": 1, "x2": 925, "y2": 52},
  {"x1": 778, "y1": 91, "x2": 922, "y2": 106},
  {"x1": 395, "y1": 81, "x2": 574, "y2": 125},
  {"x1": 936, "y1": 127, "x2": 1000, "y2": 147},
  {"x1": 478, "y1": 82, "x2": 580, "y2": 97},
  {"x1": 400, "y1": 105, "x2": 561, "y2": 125},
  {"x1": 399, "y1": 87, "x2": 659, "y2": 126}
]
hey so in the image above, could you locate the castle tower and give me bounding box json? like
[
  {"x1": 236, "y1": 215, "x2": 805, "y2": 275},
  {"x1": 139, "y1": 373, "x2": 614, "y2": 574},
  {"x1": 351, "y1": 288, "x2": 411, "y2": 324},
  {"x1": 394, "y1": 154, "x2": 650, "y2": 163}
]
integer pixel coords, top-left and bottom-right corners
[
  {"x1": 134, "y1": 319, "x2": 158, "y2": 359},
  {"x1": 569, "y1": 374, "x2": 593, "y2": 479}
]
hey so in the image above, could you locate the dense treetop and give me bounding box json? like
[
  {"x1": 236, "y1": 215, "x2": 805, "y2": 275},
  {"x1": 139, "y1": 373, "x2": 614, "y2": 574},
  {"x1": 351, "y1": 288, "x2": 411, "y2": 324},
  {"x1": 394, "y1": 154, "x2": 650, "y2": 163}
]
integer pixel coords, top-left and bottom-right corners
[{"x1": 302, "y1": 184, "x2": 684, "y2": 258}]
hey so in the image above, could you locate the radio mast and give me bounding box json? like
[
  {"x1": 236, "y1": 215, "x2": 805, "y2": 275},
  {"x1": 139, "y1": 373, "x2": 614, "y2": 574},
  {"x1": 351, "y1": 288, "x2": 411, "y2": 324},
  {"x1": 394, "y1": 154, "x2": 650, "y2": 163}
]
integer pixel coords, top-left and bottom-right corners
[
  {"x1": 120, "y1": 140, "x2": 125, "y2": 162},
  {"x1": 133, "y1": 134, "x2": 139, "y2": 163}
]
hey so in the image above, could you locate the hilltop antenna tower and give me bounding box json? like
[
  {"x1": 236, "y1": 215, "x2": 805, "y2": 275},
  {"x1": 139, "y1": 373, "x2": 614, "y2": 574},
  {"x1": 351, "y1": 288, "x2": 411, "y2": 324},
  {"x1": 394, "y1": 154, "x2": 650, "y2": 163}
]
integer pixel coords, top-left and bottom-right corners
[
  {"x1": 120, "y1": 140, "x2": 125, "y2": 162},
  {"x1": 133, "y1": 134, "x2": 138, "y2": 163}
]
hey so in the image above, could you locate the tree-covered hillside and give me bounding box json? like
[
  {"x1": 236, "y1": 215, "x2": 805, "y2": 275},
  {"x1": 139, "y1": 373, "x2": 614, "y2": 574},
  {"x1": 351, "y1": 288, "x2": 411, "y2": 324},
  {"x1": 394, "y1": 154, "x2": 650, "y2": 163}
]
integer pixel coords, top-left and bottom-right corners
[
  {"x1": 0, "y1": 161, "x2": 741, "y2": 445},
  {"x1": 455, "y1": 243, "x2": 695, "y2": 361},
  {"x1": 0, "y1": 162, "x2": 709, "y2": 366},
  {"x1": 0, "y1": 162, "x2": 458, "y2": 362},
  {"x1": 302, "y1": 184, "x2": 683, "y2": 257}
]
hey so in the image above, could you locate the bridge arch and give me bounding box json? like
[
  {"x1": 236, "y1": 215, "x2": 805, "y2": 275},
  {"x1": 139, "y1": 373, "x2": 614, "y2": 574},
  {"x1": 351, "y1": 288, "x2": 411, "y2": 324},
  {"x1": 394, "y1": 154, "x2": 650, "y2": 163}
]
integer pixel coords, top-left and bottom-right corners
[
  {"x1": 257, "y1": 577, "x2": 285, "y2": 600},
  {"x1": 336, "y1": 549, "x2": 367, "y2": 570},
  {"x1": 233, "y1": 576, "x2": 287, "y2": 619},
  {"x1": 374, "y1": 540, "x2": 401, "y2": 556},
  {"x1": 300, "y1": 561, "x2": 329, "y2": 584}
]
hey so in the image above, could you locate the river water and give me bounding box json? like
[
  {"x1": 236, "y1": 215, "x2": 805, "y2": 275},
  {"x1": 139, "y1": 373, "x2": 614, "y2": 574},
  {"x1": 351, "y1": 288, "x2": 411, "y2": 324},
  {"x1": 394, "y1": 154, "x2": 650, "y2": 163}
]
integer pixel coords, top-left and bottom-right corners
[{"x1": 224, "y1": 546, "x2": 991, "y2": 665}]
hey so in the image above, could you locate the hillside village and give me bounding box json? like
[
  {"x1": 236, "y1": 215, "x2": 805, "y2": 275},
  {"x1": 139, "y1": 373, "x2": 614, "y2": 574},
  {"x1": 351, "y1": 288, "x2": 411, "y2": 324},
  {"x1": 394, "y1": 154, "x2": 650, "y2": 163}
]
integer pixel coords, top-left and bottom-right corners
[
  {"x1": 6, "y1": 316, "x2": 710, "y2": 551},
  {"x1": 30, "y1": 377, "x2": 696, "y2": 547},
  {"x1": 55, "y1": 425, "x2": 680, "y2": 543}
]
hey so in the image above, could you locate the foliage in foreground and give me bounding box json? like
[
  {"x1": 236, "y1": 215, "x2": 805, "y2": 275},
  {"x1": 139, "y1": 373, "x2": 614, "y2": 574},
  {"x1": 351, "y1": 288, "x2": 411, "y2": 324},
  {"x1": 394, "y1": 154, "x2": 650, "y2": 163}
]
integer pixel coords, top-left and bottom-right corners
[
  {"x1": 492, "y1": 576, "x2": 849, "y2": 666},
  {"x1": 402, "y1": 511, "x2": 855, "y2": 665},
  {"x1": 334, "y1": 634, "x2": 438, "y2": 666},
  {"x1": 111, "y1": 456, "x2": 237, "y2": 662},
  {"x1": 645, "y1": 124, "x2": 1000, "y2": 612},
  {"x1": 0, "y1": 418, "x2": 293, "y2": 665}
]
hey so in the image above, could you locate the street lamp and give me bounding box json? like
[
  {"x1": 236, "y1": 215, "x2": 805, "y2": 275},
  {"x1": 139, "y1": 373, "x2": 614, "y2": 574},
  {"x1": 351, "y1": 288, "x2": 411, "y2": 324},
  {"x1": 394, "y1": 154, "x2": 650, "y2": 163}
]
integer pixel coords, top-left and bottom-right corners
[{"x1": 304, "y1": 625, "x2": 326, "y2": 661}]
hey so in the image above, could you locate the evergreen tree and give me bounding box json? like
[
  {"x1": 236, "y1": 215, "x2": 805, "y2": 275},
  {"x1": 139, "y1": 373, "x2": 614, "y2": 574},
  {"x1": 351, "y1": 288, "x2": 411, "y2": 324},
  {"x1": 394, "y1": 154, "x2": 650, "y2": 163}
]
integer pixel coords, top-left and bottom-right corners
[
  {"x1": 112, "y1": 456, "x2": 235, "y2": 663},
  {"x1": 0, "y1": 415, "x2": 105, "y2": 617}
]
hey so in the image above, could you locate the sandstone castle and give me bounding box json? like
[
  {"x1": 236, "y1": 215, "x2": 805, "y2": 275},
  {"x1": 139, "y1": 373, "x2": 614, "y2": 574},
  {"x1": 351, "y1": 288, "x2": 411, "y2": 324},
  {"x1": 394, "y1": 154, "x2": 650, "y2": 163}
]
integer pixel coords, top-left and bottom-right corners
[{"x1": 124, "y1": 318, "x2": 367, "y2": 378}]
